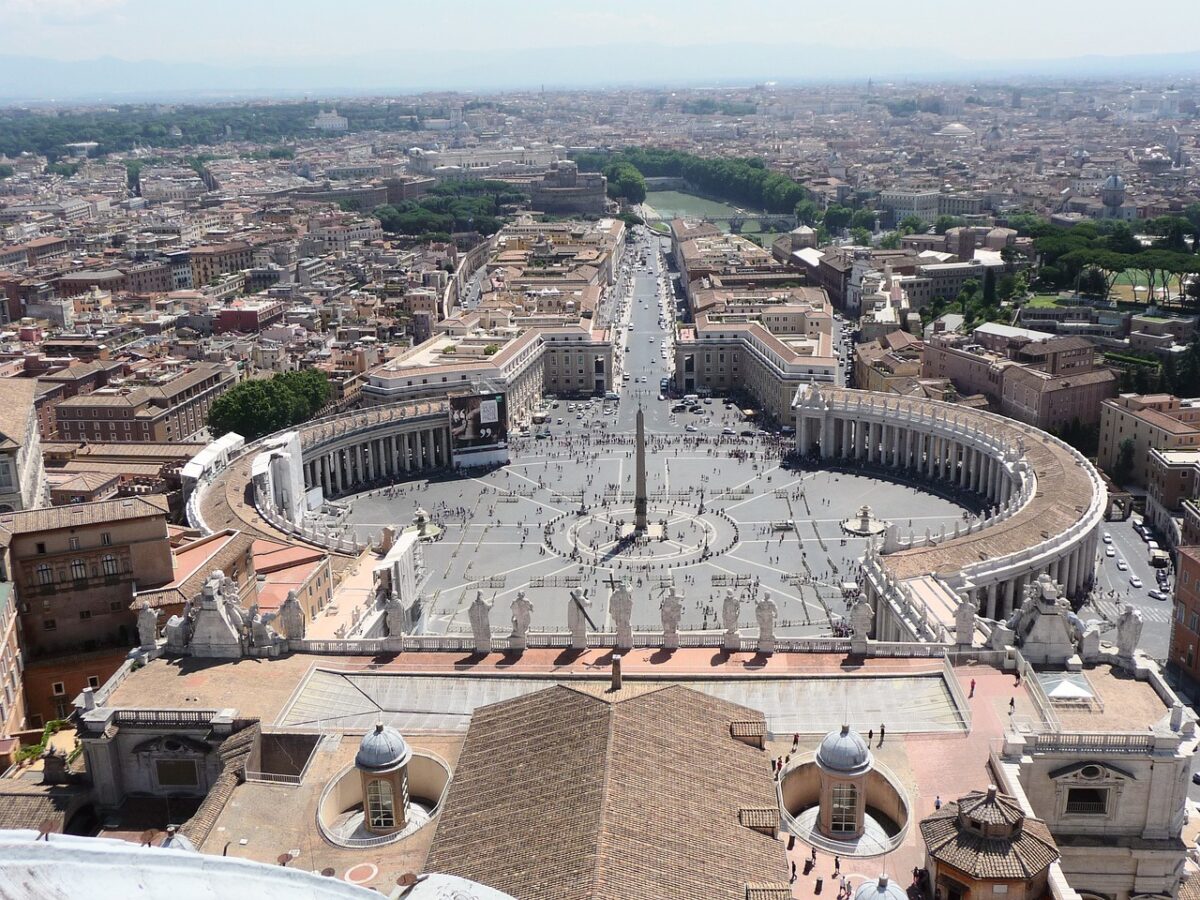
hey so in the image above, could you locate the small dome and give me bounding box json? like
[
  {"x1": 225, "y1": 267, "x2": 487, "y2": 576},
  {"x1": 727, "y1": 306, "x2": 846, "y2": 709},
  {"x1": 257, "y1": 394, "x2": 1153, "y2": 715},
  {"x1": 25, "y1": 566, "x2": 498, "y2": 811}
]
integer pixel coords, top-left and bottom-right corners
[
  {"x1": 937, "y1": 122, "x2": 974, "y2": 136},
  {"x1": 854, "y1": 874, "x2": 909, "y2": 900},
  {"x1": 816, "y1": 724, "x2": 872, "y2": 775},
  {"x1": 1102, "y1": 173, "x2": 1126, "y2": 191},
  {"x1": 356, "y1": 722, "x2": 412, "y2": 772}
]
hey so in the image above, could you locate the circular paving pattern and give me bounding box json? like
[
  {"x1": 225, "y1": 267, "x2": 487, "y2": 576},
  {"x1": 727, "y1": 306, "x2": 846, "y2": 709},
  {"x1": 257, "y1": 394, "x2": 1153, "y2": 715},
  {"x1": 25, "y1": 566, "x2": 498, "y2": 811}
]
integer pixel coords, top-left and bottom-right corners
[
  {"x1": 545, "y1": 503, "x2": 736, "y2": 567},
  {"x1": 336, "y1": 435, "x2": 978, "y2": 639}
]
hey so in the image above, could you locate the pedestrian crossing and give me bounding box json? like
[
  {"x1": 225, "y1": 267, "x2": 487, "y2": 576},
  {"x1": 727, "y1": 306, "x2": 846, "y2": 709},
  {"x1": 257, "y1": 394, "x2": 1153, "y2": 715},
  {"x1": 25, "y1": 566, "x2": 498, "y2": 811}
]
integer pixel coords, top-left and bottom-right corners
[{"x1": 1083, "y1": 599, "x2": 1172, "y2": 624}]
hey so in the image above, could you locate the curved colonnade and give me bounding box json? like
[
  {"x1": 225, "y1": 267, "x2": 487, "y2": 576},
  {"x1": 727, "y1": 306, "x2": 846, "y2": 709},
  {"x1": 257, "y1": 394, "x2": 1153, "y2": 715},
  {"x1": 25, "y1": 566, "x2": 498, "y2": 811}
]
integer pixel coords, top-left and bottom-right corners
[
  {"x1": 191, "y1": 386, "x2": 1105, "y2": 648},
  {"x1": 188, "y1": 400, "x2": 453, "y2": 552},
  {"x1": 794, "y1": 386, "x2": 1106, "y2": 641}
]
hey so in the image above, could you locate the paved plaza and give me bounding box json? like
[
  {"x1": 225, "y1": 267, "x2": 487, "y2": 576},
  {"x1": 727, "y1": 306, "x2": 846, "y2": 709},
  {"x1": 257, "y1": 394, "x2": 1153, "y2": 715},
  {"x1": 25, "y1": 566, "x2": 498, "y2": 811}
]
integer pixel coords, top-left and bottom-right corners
[
  {"x1": 335, "y1": 230, "x2": 979, "y2": 641},
  {"x1": 339, "y1": 439, "x2": 977, "y2": 639}
]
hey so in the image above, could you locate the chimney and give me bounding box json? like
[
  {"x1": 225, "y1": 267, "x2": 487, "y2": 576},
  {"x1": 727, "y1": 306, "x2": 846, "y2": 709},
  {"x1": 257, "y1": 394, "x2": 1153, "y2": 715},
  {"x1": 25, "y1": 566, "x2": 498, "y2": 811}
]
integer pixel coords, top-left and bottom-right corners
[
  {"x1": 81, "y1": 687, "x2": 96, "y2": 711},
  {"x1": 610, "y1": 653, "x2": 623, "y2": 692},
  {"x1": 987, "y1": 784, "x2": 998, "y2": 801}
]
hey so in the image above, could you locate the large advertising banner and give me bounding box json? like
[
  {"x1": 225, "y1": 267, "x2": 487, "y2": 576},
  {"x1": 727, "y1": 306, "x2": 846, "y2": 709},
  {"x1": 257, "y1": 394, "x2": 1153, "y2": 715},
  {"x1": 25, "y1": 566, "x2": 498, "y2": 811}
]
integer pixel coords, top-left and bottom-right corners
[{"x1": 449, "y1": 393, "x2": 508, "y2": 464}]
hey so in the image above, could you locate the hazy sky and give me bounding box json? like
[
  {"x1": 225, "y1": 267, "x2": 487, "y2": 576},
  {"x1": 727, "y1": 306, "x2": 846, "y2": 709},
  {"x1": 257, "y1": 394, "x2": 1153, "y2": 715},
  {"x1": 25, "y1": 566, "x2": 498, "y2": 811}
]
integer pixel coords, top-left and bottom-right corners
[{"x1": 2, "y1": 0, "x2": 1199, "y2": 65}]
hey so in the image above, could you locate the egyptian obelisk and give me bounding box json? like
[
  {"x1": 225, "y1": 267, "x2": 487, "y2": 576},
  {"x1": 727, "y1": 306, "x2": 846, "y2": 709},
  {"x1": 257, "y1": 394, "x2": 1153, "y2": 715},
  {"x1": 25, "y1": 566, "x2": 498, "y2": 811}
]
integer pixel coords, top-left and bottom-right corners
[{"x1": 634, "y1": 405, "x2": 648, "y2": 532}]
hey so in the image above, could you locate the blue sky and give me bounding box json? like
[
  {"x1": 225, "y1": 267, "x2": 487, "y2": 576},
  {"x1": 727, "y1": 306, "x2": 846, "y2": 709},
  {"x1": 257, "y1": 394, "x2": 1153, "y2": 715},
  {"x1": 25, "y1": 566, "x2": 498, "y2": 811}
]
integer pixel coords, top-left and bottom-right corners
[{"x1": 2, "y1": 0, "x2": 1198, "y2": 65}]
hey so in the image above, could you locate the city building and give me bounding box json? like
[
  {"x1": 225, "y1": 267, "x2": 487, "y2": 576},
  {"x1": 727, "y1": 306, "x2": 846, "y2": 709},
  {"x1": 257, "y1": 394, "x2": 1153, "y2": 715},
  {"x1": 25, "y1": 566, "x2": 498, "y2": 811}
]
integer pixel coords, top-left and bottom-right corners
[
  {"x1": 54, "y1": 362, "x2": 237, "y2": 444},
  {"x1": 922, "y1": 328, "x2": 1117, "y2": 433},
  {"x1": 0, "y1": 496, "x2": 172, "y2": 726},
  {"x1": 1097, "y1": 394, "x2": 1200, "y2": 489},
  {"x1": 0, "y1": 379, "x2": 48, "y2": 512}
]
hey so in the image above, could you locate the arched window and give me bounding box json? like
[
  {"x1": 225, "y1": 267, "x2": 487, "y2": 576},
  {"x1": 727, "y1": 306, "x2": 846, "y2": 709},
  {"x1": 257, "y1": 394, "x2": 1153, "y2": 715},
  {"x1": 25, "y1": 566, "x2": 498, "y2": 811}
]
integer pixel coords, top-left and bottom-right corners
[
  {"x1": 102, "y1": 555, "x2": 118, "y2": 576},
  {"x1": 366, "y1": 778, "x2": 395, "y2": 829},
  {"x1": 830, "y1": 783, "x2": 858, "y2": 833},
  {"x1": 36, "y1": 564, "x2": 52, "y2": 585},
  {"x1": 71, "y1": 559, "x2": 87, "y2": 581}
]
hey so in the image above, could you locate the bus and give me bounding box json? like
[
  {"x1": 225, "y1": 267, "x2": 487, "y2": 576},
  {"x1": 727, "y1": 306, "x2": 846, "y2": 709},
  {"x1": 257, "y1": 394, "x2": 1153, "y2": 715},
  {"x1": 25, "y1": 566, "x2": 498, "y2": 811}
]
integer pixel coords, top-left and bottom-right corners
[{"x1": 531, "y1": 412, "x2": 549, "y2": 425}]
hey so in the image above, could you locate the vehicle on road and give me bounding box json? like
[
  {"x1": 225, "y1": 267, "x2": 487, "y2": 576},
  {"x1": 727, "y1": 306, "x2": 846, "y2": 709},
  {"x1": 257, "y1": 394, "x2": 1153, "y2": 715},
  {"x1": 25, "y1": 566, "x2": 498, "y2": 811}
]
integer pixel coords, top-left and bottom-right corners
[
  {"x1": 1130, "y1": 576, "x2": 1143, "y2": 588},
  {"x1": 1116, "y1": 560, "x2": 1128, "y2": 571},
  {"x1": 685, "y1": 424, "x2": 698, "y2": 433},
  {"x1": 1103, "y1": 533, "x2": 1112, "y2": 543},
  {"x1": 1105, "y1": 547, "x2": 1115, "y2": 557},
  {"x1": 1149, "y1": 589, "x2": 1166, "y2": 601}
]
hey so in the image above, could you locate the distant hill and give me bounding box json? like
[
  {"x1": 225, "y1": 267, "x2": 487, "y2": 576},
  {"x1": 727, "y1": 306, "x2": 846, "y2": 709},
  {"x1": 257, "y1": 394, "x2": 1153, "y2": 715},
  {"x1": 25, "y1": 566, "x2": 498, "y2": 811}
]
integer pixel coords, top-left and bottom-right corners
[{"x1": 2, "y1": 45, "x2": 1199, "y2": 103}]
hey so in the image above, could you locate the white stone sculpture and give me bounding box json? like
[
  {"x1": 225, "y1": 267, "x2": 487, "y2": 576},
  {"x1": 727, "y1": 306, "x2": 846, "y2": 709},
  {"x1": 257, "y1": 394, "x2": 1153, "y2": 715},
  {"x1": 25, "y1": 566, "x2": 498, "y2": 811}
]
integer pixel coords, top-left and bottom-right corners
[
  {"x1": 755, "y1": 592, "x2": 777, "y2": 654},
  {"x1": 660, "y1": 586, "x2": 683, "y2": 651},
  {"x1": 722, "y1": 588, "x2": 742, "y2": 651},
  {"x1": 568, "y1": 588, "x2": 592, "y2": 650},
  {"x1": 1116, "y1": 603, "x2": 1144, "y2": 659},
  {"x1": 277, "y1": 590, "x2": 306, "y2": 640},
  {"x1": 850, "y1": 594, "x2": 873, "y2": 638},
  {"x1": 136, "y1": 605, "x2": 159, "y2": 649},
  {"x1": 384, "y1": 594, "x2": 406, "y2": 637},
  {"x1": 610, "y1": 579, "x2": 634, "y2": 649},
  {"x1": 510, "y1": 591, "x2": 533, "y2": 650},
  {"x1": 468, "y1": 590, "x2": 494, "y2": 654}
]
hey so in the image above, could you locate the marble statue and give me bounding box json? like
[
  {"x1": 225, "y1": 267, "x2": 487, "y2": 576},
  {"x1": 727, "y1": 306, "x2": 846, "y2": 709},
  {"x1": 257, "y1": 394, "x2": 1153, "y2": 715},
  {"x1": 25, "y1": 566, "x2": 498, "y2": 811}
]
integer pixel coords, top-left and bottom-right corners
[
  {"x1": 568, "y1": 588, "x2": 592, "y2": 650},
  {"x1": 277, "y1": 590, "x2": 306, "y2": 640},
  {"x1": 722, "y1": 588, "x2": 742, "y2": 651},
  {"x1": 954, "y1": 593, "x2": 977, "y2": 648},
  {"x1": 384, "y1": 593, "x2": 406, "y2": 637},
  {"x1": 136, "y1": 605, "x2": 159, "y2": 649},
  {"x1": 660, "y1": 586, "x2": 683, "y2": 651},
  {"x1": 1116, "y1": 603, "x2": 1143, "y2": 659},
  {"x1": 510, "y1": 591, "x2": 533, "y2": 650},
  {"x1": 610, "y1": 579, "x2": 634, "y2": 649},
  {"x1": 468, "y1": 590, "x2": 494, "y2": 654},
  {"x1": 850, "y1": 594, "x2": 873, "y2": 638},
  {"x1": 755, "y1": 591, "x2": 778, "y2": 654},
  {"x1": 164, "y1": 614, "x2": 188, "y2": 654}
]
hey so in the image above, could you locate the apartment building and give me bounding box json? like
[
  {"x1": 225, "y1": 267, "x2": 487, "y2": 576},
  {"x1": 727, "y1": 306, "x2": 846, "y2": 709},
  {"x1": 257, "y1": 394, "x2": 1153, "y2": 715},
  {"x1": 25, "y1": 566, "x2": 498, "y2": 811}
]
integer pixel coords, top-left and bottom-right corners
[
  {"x1": 0, "y1": 379, "x2": 48, "y2": 513},
  {"x1": 0, "y1": 496, "x2": 172, "y2": 725},
  {"x1": 1097, "y1": 394, "x2": 1200, "y2": 488},
  {"x1": 1169, "y1": 545, "x2": 1200, "y2": 686},
  {"x1": 54, "y1": 362, "x2": 237, "y2": 444},
  {"x1": 188, "y1": 241, "x2": 253, "y2": 287},
  {"x1": 922, "y1": 327, "x2": 1117, "y2": 433},
  {"x1": 674, "y1": 288, "x2": 836, "y2": 421}
]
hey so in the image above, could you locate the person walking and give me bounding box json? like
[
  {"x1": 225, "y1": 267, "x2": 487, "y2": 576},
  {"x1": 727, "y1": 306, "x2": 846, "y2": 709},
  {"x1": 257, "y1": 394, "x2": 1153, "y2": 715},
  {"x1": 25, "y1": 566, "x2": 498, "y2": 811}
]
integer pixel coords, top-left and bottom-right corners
[
  {"x1": 969, "y1": 678, "x2": 976, "y2": 698},
  {"x1": 878, "y1": 724, "x2": 885, "y2": 746},
  {"x1": 791, "y1": 862, "x2": 797, "y2": 884},
  {"x1": 934, "y1": 795, "x2": 942, "y2": 810}
]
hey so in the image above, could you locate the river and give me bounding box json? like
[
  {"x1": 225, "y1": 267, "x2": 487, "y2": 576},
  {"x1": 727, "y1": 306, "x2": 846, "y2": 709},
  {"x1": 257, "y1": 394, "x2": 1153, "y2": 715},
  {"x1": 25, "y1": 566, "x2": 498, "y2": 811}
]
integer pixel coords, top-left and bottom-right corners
[{"x1": 642, "y1": 190, "x2": 784, "y2": 246}]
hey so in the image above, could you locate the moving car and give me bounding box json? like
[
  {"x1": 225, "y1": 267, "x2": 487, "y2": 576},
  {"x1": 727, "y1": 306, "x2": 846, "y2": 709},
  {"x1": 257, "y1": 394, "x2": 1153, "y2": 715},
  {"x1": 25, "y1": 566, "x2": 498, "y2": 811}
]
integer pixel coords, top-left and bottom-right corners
[
  {"x1": 1129, "y1": 576, "x2": 1143, "y2": 588},
  {"x1": 1116, "y1": 559, "x2": 1128, "y2": 571}
]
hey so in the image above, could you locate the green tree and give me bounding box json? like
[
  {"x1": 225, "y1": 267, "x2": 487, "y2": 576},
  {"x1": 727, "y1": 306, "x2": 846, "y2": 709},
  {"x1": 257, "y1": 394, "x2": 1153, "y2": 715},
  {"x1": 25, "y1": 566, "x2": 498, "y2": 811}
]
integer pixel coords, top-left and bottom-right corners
[
  {"x1": 1077, "y1": 267, "x2": 1108, "y2": 298},
  {"x1": 793, "y1": 198, "x2": 821, "y2": 226},
  {"x1": 934, "y1": 215, "x2": 966, "y2": 234},
  {"x1": 0, "y1": 164, "x2": 15, "y2": 179},
  {"x1": 208, "y1": 369, "x2": 330, "y2": 441},
  {"x1": 849, "y1": 226, "x2": 872, "y2": 246},
  {"x1": 823, "y1": 205, "x2": 852, "y2": 233},
  {"x1": 897, "y1": 214, "x2": 926, "y2": 235},
  {"x1": 982, "y1": 268, "x2": 997, "y2": 304},
  {"x1": 1113, "y1": 438, "x2": 1136, "y2": 485},
  {"x1": 850, "y1": 208, "x2": 877, "y2": 232},
  {"x1": 603, "y1": 161, "x2": 647, "y2": 204},
  {"x1": 878, "y1": 231, "x2": 902, "y2": 249}
]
